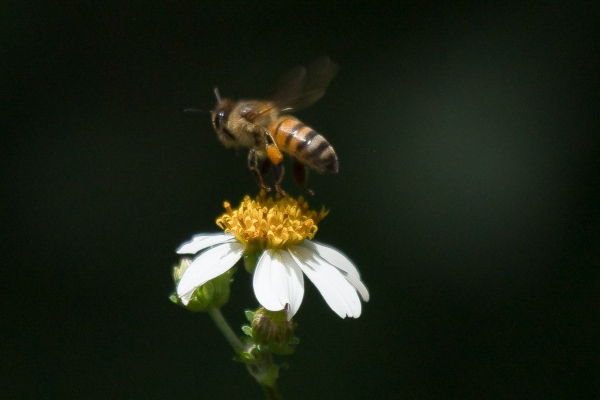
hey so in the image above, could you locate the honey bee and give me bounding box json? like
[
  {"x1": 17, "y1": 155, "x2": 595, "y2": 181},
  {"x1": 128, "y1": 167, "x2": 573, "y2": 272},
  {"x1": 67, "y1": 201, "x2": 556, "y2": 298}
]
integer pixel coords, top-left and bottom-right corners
[{"x1": 211, "y1": 56, "x2": 339, "y2": 195}]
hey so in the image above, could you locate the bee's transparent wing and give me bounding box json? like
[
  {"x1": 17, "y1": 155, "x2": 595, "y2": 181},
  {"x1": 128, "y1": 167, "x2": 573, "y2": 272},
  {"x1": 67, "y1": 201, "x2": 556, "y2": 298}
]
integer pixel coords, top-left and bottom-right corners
[{"x1": 268, "y1": 56, "x2": 339, "y2": 112}]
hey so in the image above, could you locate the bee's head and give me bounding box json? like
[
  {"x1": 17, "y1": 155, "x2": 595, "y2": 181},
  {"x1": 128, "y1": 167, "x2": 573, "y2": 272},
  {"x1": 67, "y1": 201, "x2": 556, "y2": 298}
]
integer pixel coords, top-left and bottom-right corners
[{"x1": 211, "y1": 87, "x2": 237, "y2": 148}]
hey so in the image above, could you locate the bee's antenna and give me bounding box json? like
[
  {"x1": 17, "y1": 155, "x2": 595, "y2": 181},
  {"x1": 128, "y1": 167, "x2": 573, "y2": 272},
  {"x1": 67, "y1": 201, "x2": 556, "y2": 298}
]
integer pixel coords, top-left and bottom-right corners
[
  {"x1": 184, "y1": 87, "x2": 222, "y2": 113},
  {"x1": 214, "y1": 87, "x2": 222, "y2": 103}
]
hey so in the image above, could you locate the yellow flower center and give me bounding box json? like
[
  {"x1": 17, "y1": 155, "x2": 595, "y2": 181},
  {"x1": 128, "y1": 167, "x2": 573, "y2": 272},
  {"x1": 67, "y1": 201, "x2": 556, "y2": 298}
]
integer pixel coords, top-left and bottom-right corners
[{"x1": 216, "y1": 191, "x2": 328, "y2": 251}]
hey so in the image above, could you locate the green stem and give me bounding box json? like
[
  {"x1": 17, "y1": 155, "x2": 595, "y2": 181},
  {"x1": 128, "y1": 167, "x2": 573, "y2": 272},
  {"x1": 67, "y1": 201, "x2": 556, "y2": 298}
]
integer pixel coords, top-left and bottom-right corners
[
  {"x1": 207, "y1": 307, "x2": 283, "y2": 399},
  {"x1": 207, "y1": 307, "x2": 244, "y2": 353},
  {"x1": 261, "y1": 385, "x2": 283, "y2": 400}
]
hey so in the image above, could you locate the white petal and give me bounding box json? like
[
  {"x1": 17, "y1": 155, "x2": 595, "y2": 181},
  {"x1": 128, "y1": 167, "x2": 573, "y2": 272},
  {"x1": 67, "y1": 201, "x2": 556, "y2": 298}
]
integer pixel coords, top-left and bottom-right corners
[
  {"x1": 288, "y1": 245, "x2": 362, "y2": 318},
  {"x1": 342, "y1": 273, "x2": 370, "y2": 302},
  {"x1": 302, "y1": 240, "x2": 361, "y2": 278},
  {"x1": 177, "y1": 241, "x2": 244, "y2": 305},
  {"x1": 301, "y1": 240, "x2": 370, "y2": 301},
  {"x1": 253, "y1": 249, "x2": 305, "y2": 319},
  {"x1": 176, "y1": 233, "x2": 236, "y2": 255}
]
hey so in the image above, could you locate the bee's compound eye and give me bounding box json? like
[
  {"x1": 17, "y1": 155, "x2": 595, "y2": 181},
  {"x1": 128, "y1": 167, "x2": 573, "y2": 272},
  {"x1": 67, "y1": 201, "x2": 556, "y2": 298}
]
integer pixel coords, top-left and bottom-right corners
[{"x1": 214, "y1": 110, "x2": 225, "y2": 130}]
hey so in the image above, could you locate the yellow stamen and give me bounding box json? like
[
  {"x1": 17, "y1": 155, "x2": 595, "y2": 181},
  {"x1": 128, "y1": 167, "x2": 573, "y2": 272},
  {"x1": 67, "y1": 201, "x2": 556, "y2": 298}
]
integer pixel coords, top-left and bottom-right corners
[{"x1": 216, "y1": 191, "x2": 328, "y2": 250}]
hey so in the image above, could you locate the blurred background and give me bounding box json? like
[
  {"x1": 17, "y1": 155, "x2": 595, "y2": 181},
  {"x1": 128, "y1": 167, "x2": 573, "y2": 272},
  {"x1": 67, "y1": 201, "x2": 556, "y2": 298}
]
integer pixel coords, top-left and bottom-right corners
[{"x1": 2, "y1": 2, "x2": 598, "y2": 398}]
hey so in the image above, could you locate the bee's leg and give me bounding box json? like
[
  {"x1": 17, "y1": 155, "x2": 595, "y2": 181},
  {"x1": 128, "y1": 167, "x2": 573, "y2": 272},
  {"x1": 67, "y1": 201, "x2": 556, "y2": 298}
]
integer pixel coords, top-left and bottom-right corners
[
  {"x1": 292, "y1": 159, "x2": 314, "y2": 196},
  {"x1": 248, "y1": 149, "x2": 271, "y2": 192},
  {"x1": 271, "y1": 162, "x2": 286, "y2": 196},
  {"x1": 262, "y1": 130, "x2": 286, "y2": 195}
]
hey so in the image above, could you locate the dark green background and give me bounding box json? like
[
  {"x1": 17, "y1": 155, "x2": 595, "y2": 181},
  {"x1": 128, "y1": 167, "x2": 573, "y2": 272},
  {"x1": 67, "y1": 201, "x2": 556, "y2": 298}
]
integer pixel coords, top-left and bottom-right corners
[{"x1": 2, "y1": 2, "x2": 598, "y2": 399}]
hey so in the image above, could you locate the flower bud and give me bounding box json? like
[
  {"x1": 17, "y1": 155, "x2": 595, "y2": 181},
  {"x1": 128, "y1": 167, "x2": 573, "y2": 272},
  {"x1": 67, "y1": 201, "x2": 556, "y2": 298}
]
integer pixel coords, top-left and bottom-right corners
[
  {"x1": 251, "y1": 307, "x2": 297, "y2": 355},
  {"x1": 170, "y1": 258, "x2": 234, "y2": 312}
]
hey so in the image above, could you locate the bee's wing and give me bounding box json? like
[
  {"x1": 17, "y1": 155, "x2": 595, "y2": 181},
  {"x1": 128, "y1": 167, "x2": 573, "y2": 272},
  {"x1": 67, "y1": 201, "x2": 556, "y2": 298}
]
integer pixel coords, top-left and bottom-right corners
[
  {"x1": 243, "y1": 57, "x2": 339, "y2": 122},
  {"x1": 268, "y1": 56, "x2": 339, "y2": 112}
]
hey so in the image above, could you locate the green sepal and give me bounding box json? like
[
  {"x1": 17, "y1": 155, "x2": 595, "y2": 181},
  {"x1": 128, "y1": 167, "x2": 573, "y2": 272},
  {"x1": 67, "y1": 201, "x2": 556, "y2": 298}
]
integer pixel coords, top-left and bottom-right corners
[
  {"x1": 235, "y1": 351, "x2": 255, "y2": 364},
  {"x1": 242, "y1": 325, "x2": 253, "y2": 337},
  {"x1": 243, "y1": 253, "x2": 259, "y2": 273}
]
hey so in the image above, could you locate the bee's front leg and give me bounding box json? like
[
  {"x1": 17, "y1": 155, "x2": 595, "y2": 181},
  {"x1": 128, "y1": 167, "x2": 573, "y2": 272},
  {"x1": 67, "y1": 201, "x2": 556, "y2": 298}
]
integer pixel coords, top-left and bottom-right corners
[{"x1": 248, "y1": 149, "x2": 271, "y2": 192}]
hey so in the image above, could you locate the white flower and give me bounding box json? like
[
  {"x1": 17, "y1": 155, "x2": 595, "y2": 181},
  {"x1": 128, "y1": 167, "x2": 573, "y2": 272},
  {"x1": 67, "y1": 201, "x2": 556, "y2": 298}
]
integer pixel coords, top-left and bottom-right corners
[{"x1": 176, "y1": 232, "x2": 369, "y2": 319}]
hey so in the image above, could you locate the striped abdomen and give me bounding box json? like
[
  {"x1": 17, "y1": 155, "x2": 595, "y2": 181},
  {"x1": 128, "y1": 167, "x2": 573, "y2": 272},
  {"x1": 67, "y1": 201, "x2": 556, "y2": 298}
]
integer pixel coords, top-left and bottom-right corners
[{"x1": 269, "y1": 116, "x2": 339, "y2": 173}]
